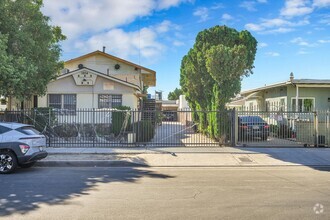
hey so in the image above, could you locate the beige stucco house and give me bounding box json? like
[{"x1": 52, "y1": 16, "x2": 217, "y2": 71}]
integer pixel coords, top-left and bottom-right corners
[{"x1": 8, "y1": 50, "x2": 156, "y2": 110}]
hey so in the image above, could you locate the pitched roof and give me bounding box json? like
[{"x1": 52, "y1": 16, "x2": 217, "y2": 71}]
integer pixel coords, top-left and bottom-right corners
[
  {"x1": 241, "y1": 79, "x2": 330, "y2": 95},
  {"x1": 65, "y1": 50, "x2": 156, "y2": 86}
]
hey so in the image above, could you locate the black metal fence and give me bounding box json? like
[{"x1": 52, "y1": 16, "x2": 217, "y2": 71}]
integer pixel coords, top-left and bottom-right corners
[
  {"x1": 0, "y1": 109, "x2": 233, "y2": 147},
  {"x1": 236, "y1": 110, "x2": 330, "y2": 147},
  {"x1": 1, "y1": 108, "x2": 328, "y2": 148}
]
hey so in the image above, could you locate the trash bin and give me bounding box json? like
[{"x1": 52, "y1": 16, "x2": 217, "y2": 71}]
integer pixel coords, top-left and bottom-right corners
[{"x1": 318, "y1": 135, "x2": 326, "y2": 147}]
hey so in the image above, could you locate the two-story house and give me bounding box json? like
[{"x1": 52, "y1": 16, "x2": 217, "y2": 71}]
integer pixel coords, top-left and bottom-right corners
[{"x1": 8, "y1": 50, "x2": 156, "y2": 110}]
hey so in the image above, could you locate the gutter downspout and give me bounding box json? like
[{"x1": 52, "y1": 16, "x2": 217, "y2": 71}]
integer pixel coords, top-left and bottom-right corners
[{"x1": 295, "y1": 85, "x2": 299, "y2": 112}]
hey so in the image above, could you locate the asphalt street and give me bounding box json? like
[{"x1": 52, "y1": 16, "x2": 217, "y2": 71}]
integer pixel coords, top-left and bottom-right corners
[{"x1": 1, "y1": 166, "x2": 330, "y2": 220}]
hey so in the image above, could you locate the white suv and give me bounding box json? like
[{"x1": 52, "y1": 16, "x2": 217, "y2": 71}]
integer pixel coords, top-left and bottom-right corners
[{"x1": 0, "y1": 122, "x2": 48, "y2": 174}]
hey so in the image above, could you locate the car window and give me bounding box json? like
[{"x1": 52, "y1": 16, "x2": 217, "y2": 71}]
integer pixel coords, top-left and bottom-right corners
[
  {"x1": 240, "y1": 116, "x2": 265, "y2": 123},
  {"x1": 16, "y1": 126, "x2": 41, "y2": 135}
]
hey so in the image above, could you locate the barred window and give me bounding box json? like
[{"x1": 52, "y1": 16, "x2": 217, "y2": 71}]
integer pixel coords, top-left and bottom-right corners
[
  {"x1": 98, "y1": 94, "x2": 122, "y2": 108},
  {"x1": 48, "y1": 94, "x2": 76, "y2": 113},
  {"x1": 63, "y1": 94, "x2": 76, "y2": 111},
  {"x1": 48, "y1": 94, "x2": 62, "y2": 109},
  {"x1": 112, "y1": 95, "x2": 122, "y2": 107}
]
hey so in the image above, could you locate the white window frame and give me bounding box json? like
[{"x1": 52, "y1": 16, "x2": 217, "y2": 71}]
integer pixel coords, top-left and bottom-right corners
[
  {"x1": 291, "y1": 97, "x2": 315, "y2": 112},
  {"x1": 265, "y1": 96, "x2": 286, "y2": 112}
]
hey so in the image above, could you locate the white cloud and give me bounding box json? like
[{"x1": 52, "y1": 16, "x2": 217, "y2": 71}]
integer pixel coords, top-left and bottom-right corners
[
  {"x1": 76, "y1": 27, "x2": 164, "y2": 60},
  {"x1": 211, "y1": 3, "x2": 225, "y2": 9},
  {"x1": 245, "y1": 23, "x2": 264, "y2": 31},
  {"x1": 42, "y1": 0, "x2": 192, "y2": 62},
  {"x1": 156, "y1": 20, "x2": 177, "y2": 33},
  {"x1": 262, "y1": 27, "x2": 294, "y2": 34},
  {"x1": 193, "y1": 7, "x2": 209, "y2": 22},
  {"x1": 319, "y1": 14, "x2": 330, "y2": 25},
  {"x1": 280, "y1": 0, "x2": 313, "y2": 17},
  {"x1": 259, "y1": 42, "x2": 268, "y2": 48},
  {"x1": 290, "y1": 37, "x2": 317, "y2": 46},
  {"x1": 313, "y1": 0, "x2": 330, "y2": 7},
  {"x1": 173, "y1": 40, "x2": 185, "y2": 46},
  {"x1": 43, "y1": 0, "x2": 158, "y2": 39},
  {"x1": 157, "y1": 0, "x2": 194, "y2": 9},
  {"x1": 222, "y1": 13, "x2": 234, "y2": 21},
  {"x1": 245, "y1": 17, "x2": 309, "y2": 34},
  {"x1": 266, "y1": 52, "x2": 280, "y2": 56},
  {"x1": 297, "y1": 50, "x2": 309, "y2": 54},
  {"x1": 240, "y1": 1, "x2": 257, "y2": 11},
  {"x1": 318, "y1": 39, "x2": 330, "y2": 43}
]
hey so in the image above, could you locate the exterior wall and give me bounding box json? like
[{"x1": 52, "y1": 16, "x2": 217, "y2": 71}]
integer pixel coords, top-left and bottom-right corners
[
  {"x1": 244, "y1": 99, "x2": 260, "y2": 111},
  {"x1": 243, "y1": 87, "x2": 287, "y2": 111},
  {"x1": 287, "y1": 86, "x2": 330, "y2": 111},
  {"x1": 38, "y1": 73, "x2": 138, "y2": 110},
  {"x1": 179, "y1": 95, "x2": 190, "y2": 109},
  {"x1": 239, "y1": 85, "x2": 330, "y2": 111},
  {"x1": 65, "y1": 54, "x2": 141, "y2": 87}
]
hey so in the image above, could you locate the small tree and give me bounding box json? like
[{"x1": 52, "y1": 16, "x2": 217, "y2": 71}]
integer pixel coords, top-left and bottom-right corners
[{"x1": 168, "y1": 88, "x2": 183, "y2": 100}]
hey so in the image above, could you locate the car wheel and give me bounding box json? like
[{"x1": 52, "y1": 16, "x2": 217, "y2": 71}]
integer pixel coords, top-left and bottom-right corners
[
  {"x1": 20, "y1": 162, "x2": 36, "y2": 168},
  {"x1": 0, "y1": 151, "x2": 18, "y2": 174}
]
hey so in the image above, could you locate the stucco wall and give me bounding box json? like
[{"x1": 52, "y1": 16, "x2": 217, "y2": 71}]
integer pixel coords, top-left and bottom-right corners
[
  {"x1": 65, "y1": 54, "x2": 141, "y2": 86},
  {"x1": 38, "y1": 73, "x2": 139, "y2": 109},
  {"x1": 287, "y1": 86, "x2": 330, "y2": 111}
]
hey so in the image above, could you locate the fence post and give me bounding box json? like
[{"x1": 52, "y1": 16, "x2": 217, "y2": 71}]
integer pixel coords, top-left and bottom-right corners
[
  {"x1": 231, "y1": 108, "x2": 236, "y2": 147},
  {"x1": 48, "y1": 108, "x2": 51, "y2": 148},
  {"x1": 314, "y1": 111, "x2": 318, "y2": 147},
  {"x1": 93, "y1": 108, "x2": 95, "y2": 148}
]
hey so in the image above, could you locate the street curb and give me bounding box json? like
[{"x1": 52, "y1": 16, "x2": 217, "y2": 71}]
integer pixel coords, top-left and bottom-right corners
[
  {"x1": 35, "y1": 160, "x2": 148, "y2": 167},
  {"x1": 35, "y1": 160, "x2": 330, "y2": 168}
]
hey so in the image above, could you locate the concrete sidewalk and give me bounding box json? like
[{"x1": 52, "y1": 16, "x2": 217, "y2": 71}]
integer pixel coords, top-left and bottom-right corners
[{"x1": 37, "y1": 146, "x2": 330, "y2": 167}]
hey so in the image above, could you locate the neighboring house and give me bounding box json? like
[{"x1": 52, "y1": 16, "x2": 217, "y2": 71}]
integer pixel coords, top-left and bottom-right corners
[
  {"x1": 227, "y1": 73, "x2": 330, "y2": 112},
  {"x1": 8, "y1": 50, "x2": 156, "y2": 110}
]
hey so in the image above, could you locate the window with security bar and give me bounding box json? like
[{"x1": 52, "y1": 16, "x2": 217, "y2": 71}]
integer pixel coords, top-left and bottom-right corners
[
  {"x1": 98, "y1": 94, "x2": 122, "y2": 108},
  {"x1": 48, "y1": 94, "x2": 76, "y2": 114}
]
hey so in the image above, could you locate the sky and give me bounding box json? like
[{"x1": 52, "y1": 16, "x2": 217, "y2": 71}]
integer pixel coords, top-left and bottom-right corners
[{"x1": 42, "y1": 0, "x2": 330, "y2": 99}]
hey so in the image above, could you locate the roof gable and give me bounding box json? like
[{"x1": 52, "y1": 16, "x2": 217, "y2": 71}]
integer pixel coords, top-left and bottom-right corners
[
  {"x1": 57, "y1": 67, "x2": 141, "y2": 90},
  {"x1": 65, "y1": 50, "x2": 156, "y2": 86}
]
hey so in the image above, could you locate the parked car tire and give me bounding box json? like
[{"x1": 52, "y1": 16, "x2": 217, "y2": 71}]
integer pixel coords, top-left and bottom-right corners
[
  {"x1": 0, "y1": 151, "x2": 18, "y2": 174},
  {"x1": 19, "y1": 161, "x2": 36, "y2": 168}
]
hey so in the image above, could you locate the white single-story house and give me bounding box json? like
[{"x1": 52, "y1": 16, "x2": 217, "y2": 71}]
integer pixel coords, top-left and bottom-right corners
[{"x1": 8, "y1": 50, "x2": 156, "y2": 110}]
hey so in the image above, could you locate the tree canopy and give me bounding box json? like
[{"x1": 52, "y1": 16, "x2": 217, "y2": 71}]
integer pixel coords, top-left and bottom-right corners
[
  {"x1": 180, "y1": 25, "x2": 257, "y2": 139},
  {"x1": 0, "y1": 0, "x2": 66, "y2": 100},
  {"x1": 168, "y1": 88, "x2": 183, "y2": 100}
]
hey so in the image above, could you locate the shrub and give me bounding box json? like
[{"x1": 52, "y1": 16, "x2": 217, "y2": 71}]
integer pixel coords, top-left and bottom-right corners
[
  {"x1": 133, "y1": 120, "x2": 155, "y2": 142},
  {"x1": 53, "y1": 124, "x2": 78, "y2": 138},
  {"x1": 112, "y1": 106, "x2": 131, "y2": 136}
]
